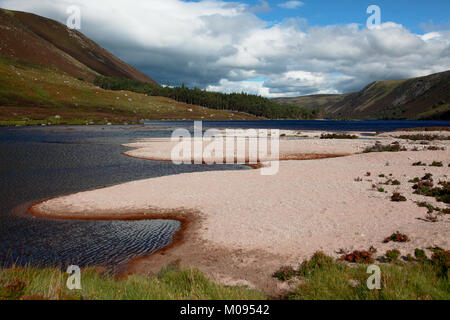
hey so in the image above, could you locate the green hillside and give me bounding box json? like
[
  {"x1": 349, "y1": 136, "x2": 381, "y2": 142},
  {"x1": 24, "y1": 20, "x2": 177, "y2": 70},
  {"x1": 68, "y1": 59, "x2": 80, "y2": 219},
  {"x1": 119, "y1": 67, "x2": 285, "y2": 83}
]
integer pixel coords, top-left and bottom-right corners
[
  {"x1": 0, "y1": 55, "x2": 257, "y2": 126},
  {"x1": 274, "y1": 71, "x2": 450, "y2": 120}
]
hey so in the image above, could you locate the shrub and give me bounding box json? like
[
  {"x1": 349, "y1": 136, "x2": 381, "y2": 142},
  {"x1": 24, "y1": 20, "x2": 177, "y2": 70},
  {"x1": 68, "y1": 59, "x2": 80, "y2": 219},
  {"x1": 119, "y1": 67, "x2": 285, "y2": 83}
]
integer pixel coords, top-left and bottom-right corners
[
  {"x1": 413, "y1": 180, "x2": 450, "y2": 204},
  {"x1": 383, "y1": 231, "x2": 410, "y2": 243},
  {"x1": 430, "y1": 161, "x2": 443, "y2": 167},
  {"x1": 415, "y1": 201, "x2": 437, "y2": 213},
  {"x1": 391, "y1": 180, "x2": 401, "y2": 186},
  {"x1": 413, "y1": 180, "x2": 433, "y2": 192},
  {"x1": 414, "y1": 249, "x2": 427, "y2": 261},
  {"x1": 430, "y1": 249, "x2": 449, "y2": 279},
  {"x1": 416, "y1": 201, "x2": 450, "y2": 214},
  {"x1": 298, "y1": 251, "x2": 335, "y2": 276},
  {"x1": 320, "y1": 133, "x2": 358, "y2": 139},
  {"x1": 391, "y1": 192, "x2": 406, "y2": 202},
  {"x1": 412, "y1": 161, "x2": 426, "y2": 166},
  {"x1": 273, "y1": 266, "x2": 297, "y2": 281},
  {"x1": 398, "y1": 134, "x2": 450, "y2": 141},
  {"x1": 363, "y1": 142, "x2": 407, "y2": 153},
  {"x1": 341, "y1": 250, "x2": 374, "y2": 264},
  {"x1": 377, "y1": 187, "x2": 385, "y2": 193},
  {"x1": 385, "y1": 249, "x2": 401, "y2": 262}
]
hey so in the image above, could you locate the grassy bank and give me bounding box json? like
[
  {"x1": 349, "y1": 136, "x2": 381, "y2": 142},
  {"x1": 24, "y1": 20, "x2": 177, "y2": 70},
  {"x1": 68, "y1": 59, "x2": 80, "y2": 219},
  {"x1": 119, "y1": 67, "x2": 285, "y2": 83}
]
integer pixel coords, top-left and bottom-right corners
[
  {"x1": 0, "y1": 55, "x2": 257, "y2": 126},
  {"x1": 1, "y1": 250, "x2": 448, "y2": 300},
  {"x1": 0, "y1": 265, "x2": 266, "y2": 300},
  {"x1": 284, "y1": 252, "x2": 449, "y2": 300}
]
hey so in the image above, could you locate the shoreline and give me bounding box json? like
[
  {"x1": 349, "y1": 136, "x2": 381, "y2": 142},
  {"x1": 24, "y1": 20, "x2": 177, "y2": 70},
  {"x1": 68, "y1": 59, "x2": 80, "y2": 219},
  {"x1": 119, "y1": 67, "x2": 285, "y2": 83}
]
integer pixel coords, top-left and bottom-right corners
[
  {"x1": 28, "y1": 198, "x2": 201, "y2": 280},
  {"x1": 26, "y1": 150, "x2": 351, "y2": 292},
  {"x1": 28, "y1": 196, "x2": 293, "y2": 294},
  {"x1": 27, "y1": 130, "x2": 450, "y2": 294}
]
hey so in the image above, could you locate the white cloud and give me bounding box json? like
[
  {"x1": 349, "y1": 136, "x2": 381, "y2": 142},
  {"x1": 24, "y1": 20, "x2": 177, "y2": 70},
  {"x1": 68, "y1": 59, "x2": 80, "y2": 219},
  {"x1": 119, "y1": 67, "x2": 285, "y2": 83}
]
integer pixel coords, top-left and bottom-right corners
[
  {"x1": 278, "y1": 1, "x2": 304, "y2": 9},
  {"x1": 1, "y1": 0, "x2": 449, "y2": 97},
  {"x1": 207, "y1": 79, "x2": 271, "y2": 96}
]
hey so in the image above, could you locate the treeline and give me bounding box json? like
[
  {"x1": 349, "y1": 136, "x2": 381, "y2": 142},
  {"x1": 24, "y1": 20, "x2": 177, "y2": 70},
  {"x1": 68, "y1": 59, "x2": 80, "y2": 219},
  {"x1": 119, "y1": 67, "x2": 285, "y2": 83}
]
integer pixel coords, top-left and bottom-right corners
[{"x1": 93, "y1": 76, "x2": 318, "y2": 119}]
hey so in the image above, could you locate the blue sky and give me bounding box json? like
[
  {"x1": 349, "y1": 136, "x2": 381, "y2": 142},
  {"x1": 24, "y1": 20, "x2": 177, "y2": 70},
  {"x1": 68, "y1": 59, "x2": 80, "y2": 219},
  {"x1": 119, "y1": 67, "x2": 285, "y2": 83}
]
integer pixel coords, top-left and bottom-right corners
[
  {"x1": 1, "y1": 0, "x2": 449, "y2": 97},
  {"x1": 217, "y1": 0, "x2": 450, "y2": 34}
]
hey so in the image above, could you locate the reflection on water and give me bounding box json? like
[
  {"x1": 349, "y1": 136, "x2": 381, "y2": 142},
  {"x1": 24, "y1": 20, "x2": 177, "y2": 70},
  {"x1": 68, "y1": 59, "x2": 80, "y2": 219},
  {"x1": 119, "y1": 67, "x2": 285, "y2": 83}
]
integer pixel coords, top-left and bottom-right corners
[{"x1": 0, "y1": 125, "x2": 248, "y2": 271}]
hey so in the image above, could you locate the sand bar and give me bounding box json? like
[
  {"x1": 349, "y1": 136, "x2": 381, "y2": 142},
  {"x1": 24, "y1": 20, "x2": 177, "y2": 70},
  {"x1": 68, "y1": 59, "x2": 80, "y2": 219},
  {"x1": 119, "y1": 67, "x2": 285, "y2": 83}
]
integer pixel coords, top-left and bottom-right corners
[{"x1": 30, "y1": 130, "x2": 450, "y2": 294}]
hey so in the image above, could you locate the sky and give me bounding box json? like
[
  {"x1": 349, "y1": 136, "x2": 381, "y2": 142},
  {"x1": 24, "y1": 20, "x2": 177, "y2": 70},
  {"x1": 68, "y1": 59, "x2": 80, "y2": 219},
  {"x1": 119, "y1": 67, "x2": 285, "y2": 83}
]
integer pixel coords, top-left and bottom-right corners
[{"x1": 1, "y1": 0, "x2": 449, "y2": 97}]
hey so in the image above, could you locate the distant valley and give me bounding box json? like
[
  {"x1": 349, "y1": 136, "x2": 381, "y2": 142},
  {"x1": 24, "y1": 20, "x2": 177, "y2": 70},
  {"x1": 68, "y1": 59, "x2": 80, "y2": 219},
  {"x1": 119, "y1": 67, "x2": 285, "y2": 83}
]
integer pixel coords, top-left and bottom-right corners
[{"x1": 274, "y1": 71, "x2": 450, "y2": 120}]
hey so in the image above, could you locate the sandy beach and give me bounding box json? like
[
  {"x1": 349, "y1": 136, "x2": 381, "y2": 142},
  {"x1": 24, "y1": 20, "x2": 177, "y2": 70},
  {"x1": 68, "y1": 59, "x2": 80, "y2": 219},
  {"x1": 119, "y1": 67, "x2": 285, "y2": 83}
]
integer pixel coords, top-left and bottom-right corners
[{"x1": 30, "y1": 129, "x2": 450, "y2": 294}]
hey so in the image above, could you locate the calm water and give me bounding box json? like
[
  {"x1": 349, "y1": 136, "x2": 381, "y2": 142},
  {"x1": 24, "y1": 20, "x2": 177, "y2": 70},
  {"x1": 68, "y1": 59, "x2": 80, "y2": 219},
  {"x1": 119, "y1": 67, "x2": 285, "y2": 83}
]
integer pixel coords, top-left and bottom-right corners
[
  {"x1": 145, "y1": 119, "x2": 450, "y2": 132},
  {"x1": 0, "y1": 125, "x2": 248, "y2": 272},
  {"x1": 1, "y1": 120, "x2": 449, "y2": 271}
]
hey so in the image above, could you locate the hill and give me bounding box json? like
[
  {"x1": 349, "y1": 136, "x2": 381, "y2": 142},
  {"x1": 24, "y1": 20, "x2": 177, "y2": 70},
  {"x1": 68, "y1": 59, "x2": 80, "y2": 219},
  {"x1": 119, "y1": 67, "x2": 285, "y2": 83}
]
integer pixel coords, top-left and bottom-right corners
[
  {"x1": 0, "y1": 9, "x2": 258, "y2": 125},
  {"x1": 274, "y1": 71, "x2": 450, "y2": 120},
  {"x1": 0, "y1": 9, "x2": 157, "y2": 84},
  {"x1": 0, "y1": 55, "x2": 257, "y2": 125},
  {"x1": 273, "y1": 94, "x2": 348, "y2": 110}
]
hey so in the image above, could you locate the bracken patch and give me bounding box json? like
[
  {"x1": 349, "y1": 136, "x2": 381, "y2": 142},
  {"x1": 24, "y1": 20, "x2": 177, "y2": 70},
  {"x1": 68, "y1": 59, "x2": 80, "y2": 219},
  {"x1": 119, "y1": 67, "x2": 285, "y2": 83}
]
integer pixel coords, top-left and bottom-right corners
[
  {"x1": 383, "y1": 231, "x2": 410, "y2": 243},
  {"x1": 341, "y1": 250, "x2": 374, "y2": 264}
]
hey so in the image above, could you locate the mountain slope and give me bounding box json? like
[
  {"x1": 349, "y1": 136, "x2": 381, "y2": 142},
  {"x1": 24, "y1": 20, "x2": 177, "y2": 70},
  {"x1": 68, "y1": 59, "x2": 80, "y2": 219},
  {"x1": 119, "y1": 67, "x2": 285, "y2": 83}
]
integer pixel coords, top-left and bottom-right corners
[
  {"x1": 0, "y1": 55, "x2": 257, "y2": 125},
  {"x1": 273, "y1": 94, "x2": 348, "y2": 110},
  {"x1": 274, "y1": 71, "x2": 450, "y2": 120},
  {"x1": 0, "y1": 9, "x2": 157, "y2": 84}
]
